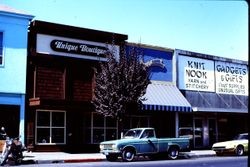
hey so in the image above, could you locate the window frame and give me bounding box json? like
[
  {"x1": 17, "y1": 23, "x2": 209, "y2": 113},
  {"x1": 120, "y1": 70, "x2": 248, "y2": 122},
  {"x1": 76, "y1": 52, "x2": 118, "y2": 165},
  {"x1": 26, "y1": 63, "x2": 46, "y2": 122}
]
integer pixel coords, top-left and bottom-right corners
[{"x1": 35, "y1": 109, "x2": 66, "y2": 145}]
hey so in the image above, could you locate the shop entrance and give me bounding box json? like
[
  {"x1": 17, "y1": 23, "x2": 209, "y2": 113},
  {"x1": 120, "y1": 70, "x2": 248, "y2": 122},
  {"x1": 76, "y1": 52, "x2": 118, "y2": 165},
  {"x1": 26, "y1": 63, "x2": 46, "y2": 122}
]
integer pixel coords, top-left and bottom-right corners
[
  {"x1": 179, "y1": 113, "x2": 218, "y2": 149},
  {"x1": 0, "y1": 105, "x2": 20, "y2": 137},
  {"x1": 208, "y1": 118, "x2": 217, "y2": 147},
  {"x1": 193, "y1": 118, "x2": 203, "y2": 148}
]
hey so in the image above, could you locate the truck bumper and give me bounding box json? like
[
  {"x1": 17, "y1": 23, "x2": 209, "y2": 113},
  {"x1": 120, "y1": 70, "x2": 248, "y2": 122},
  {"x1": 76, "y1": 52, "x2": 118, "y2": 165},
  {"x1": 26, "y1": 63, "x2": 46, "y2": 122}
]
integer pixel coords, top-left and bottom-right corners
[{"x1": 100, "y1": 150, "x2": 121, "y2": 156}]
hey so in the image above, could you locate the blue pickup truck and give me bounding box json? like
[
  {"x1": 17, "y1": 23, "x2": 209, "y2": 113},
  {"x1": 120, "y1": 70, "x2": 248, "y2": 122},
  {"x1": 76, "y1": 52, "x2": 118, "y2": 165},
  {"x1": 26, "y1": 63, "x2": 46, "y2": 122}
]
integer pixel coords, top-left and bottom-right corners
[{"x1": 99, "y1": 127, "x2": 190, "y2": 161}]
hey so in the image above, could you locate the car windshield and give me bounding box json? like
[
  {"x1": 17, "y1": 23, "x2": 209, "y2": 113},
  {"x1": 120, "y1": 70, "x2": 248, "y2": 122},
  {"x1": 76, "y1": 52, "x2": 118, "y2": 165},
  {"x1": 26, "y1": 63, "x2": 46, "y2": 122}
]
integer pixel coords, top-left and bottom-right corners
[
  {"x1": 233, "y1": 134, "x2": 248, "y2": 140},
  {"x1": 123, "y1": 129, "x2": 142, "y2": 138}
]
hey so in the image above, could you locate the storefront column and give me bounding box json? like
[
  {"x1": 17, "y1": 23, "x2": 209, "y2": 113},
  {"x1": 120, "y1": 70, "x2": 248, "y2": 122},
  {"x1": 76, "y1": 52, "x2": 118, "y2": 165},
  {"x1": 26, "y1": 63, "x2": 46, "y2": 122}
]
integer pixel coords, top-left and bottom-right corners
[
  {"x1": 175, "y1": 112, "x2": 179, "y2": 138},
  {"x1": 19, "y1": 94, "x2": 25, "y2": 143}
]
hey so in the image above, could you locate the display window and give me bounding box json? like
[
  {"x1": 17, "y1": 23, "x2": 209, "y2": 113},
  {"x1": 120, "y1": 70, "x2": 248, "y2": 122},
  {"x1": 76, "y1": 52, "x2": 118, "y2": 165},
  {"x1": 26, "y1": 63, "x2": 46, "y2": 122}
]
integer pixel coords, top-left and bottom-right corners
[
  {"x1": 90, "y1": 113, "x2": 118, "y2": 144},
  {"x1": 36, "y1": 110, "x2": 66, "y2": 144}
]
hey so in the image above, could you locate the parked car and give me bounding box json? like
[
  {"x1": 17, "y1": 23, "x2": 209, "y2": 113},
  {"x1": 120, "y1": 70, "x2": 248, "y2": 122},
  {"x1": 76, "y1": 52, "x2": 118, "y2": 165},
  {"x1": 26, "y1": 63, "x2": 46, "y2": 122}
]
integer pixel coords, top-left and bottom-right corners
[
  {"x1": 99, "y1": 127, "x2": 190, "y2": 162},
  {"x1": 212, "y1": 133, "x2": 248, "y2": 156}
]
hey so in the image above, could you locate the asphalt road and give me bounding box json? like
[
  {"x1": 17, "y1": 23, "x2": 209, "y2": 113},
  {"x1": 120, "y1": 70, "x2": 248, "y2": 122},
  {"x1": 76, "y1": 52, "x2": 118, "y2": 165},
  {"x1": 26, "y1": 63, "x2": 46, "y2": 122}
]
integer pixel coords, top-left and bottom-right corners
[{"x1": 19, "y1": 156, "x2": 248, "y2": 167}]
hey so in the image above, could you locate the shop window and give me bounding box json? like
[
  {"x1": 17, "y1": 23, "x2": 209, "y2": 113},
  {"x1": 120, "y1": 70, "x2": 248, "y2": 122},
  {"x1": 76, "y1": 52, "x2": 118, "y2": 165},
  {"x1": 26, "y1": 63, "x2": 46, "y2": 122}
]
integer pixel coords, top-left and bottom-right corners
[
  {"x1": 179, "y1": 114, "x2": 194, "y2": 147},
  {"x1": 90, "y1": 113, "x2": 118, "y2": 144},
  {"x1": 0, "y1": 32, "x2": 3, "y2": 65},
  {"x1": 86, "y1": 113, "x2": 150, "y2": 144},
  {"x1": 36, "y1": 110, "x2": 66, "y2": 144},
  {"x1": 123, "y1": 116, "x2": 150, "y2": 131}
]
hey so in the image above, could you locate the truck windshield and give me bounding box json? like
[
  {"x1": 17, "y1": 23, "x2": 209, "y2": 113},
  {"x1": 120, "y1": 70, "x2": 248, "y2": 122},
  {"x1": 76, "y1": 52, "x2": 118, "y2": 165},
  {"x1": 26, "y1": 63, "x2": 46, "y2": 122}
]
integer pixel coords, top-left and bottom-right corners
[{"x1": 124, "y1": 129, "x2": 142, "y2": 138}]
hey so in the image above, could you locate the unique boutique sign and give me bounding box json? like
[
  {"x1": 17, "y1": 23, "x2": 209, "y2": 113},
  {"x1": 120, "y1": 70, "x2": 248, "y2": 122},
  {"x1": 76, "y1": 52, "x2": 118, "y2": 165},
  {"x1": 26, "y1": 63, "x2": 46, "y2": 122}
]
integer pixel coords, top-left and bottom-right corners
[
  {"x1": 36, "y1": 34, "x2": 119, "y2": 61},
  {"x1": 50, "y1": 40, "x2": 107, "y2": 57},
  {"x1": 215, "y1": 61, "x2": 248, "y2": 96},
  {"x1": 178, "y1": 55, "x2": 215, "y2": 92}
]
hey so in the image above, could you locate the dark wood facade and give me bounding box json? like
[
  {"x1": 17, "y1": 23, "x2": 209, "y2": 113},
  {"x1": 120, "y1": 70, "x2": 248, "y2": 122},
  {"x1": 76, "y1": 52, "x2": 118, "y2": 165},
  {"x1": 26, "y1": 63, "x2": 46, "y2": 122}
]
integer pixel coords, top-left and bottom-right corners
[{"x1": 26, "y1": 20, "x2": 127, "y2": 152}]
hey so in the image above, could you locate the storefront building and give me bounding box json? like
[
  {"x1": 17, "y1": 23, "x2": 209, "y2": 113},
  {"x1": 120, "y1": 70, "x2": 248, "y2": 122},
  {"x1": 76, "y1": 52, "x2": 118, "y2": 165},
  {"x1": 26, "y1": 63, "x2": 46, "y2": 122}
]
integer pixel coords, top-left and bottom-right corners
[
  {"x1": 26, "y1": 20, "x2": 127, "y2": 152},
  {"x1": 0, "y1": 5, "x2": 33, "y2": 141},
  {"x1": 125, "y1": 44, "x2": 192, "y2": 138},
  {"x1": 175, "y1": 49, "x2": 248, "y2": 149},
  {"x1": 3, "y1": 5, "x2": 247, "y2": 152}
]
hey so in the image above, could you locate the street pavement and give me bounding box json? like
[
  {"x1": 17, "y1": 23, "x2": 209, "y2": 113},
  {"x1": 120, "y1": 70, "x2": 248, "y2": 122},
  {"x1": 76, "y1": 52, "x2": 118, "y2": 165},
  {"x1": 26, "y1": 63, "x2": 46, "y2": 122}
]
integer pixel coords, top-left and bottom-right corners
[{"x1": 22, "y1": 150, "x2": 216, "y2": 164}]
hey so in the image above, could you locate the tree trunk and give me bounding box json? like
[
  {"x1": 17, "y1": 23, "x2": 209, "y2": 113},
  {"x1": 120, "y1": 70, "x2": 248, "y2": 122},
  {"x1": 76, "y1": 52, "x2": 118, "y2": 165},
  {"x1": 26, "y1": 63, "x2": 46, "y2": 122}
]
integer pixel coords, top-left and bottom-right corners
[{"x1": 117, "y1": 117, "x2": 124, "y2": 139}]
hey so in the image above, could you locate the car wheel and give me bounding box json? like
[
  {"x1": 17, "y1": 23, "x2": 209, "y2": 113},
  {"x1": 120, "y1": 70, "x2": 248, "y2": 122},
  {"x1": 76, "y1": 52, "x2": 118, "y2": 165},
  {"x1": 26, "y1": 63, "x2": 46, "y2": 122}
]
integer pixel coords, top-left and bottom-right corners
[
  {"x1": 106, "y1": 155, "x2": 118, "y2": 162},
  {"x1": 122, "y1": 148, "x2": 135, "y2": 162},
  {"x1": 168, "y1": 147, "x2": 179, "y2": 160},
  {"x1": 235, "y1": 145, "x2": 244, "y2": 156}
]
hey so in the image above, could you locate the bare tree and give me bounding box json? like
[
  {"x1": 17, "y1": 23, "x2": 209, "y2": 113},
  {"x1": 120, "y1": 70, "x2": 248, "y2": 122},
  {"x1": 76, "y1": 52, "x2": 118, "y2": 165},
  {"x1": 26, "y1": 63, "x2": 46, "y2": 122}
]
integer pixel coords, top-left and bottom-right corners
[{"x1": 92, "y1": 43, "x2": 150, "y2": 132}]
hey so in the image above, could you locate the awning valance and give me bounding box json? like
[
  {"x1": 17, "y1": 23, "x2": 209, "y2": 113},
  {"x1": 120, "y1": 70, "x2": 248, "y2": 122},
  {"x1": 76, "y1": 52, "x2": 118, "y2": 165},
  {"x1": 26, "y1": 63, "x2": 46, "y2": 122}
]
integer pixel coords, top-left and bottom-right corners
[{"x1": 142, "y1": 81, "x2": 192, "y2": 112}]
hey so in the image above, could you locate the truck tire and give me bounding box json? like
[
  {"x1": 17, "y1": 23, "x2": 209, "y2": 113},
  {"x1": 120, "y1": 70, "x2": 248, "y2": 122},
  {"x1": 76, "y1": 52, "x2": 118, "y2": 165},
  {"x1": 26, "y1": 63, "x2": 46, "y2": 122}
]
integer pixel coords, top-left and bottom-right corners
[
  {"x1": 167, "y1": 147, "x2": 179, "y2": 160},
  {"x1": 122, "y1": 148, "x2": 135, "y2": 162}
]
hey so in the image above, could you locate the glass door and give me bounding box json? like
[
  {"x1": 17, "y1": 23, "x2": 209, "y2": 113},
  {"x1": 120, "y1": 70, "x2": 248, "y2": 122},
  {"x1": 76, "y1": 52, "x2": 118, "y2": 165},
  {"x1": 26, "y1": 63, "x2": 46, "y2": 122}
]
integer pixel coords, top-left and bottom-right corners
[
  {"x1": 194, "y1": 118, "x2": 203, "y2": 148},
  {"x1": 208, "y1": 119, "x2": 217, "y2": 147}
]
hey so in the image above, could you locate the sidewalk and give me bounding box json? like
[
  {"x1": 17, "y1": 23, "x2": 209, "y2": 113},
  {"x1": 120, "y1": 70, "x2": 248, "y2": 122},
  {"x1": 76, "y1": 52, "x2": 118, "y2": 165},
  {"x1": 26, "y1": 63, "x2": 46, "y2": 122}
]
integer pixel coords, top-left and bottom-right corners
[{"x1": 22, "y1": 150, "x2": 216, "y2": 164}]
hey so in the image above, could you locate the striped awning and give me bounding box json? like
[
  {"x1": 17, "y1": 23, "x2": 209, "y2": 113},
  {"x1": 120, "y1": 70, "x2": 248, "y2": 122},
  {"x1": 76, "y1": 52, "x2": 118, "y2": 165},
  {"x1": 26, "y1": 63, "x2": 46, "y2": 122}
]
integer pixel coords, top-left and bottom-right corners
[
  {"x1": 142, "y1": 81, "x2": 192, "y2": 112},
  {"x1": 186, "y1": 91, "x2": 248, "y2": 113}
]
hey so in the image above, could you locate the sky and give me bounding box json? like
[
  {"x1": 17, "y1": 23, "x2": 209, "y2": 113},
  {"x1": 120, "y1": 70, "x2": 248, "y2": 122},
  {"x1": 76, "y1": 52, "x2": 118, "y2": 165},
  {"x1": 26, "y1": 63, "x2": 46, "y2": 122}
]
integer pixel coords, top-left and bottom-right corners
[{"x1": 1, "y1": 0, "x2": 248, "y2": 61}]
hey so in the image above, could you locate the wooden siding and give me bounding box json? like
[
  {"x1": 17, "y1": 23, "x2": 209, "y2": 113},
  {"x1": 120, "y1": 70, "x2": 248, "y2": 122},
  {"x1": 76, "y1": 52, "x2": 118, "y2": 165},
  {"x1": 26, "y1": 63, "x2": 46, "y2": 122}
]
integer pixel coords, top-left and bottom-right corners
[
  {"x1": 72, "y1": 80, "x2": 93, "y2": 101},
  {"x1": 34, "y1": 63, "x2": 94, "y2": 102},
  {"x1": 36, "y1": 66, "x2": 65, "y2": 99},
  {"x1": 70, "y1": 66, "x2": 94, "y2": 101}
]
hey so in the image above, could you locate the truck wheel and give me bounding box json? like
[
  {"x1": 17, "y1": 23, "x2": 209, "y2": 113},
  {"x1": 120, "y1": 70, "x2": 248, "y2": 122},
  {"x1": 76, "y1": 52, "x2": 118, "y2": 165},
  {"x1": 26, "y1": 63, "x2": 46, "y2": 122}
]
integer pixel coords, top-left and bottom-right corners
[
  {"x1": 168, "y1": 147, "x2": 179, "y2": 160},
  {"x1": 106, "y1": 155, "x2": 118, "y2": 162},
  {"x1": 235, "y1": 145, "x2": 244, "y2": 156},
  {"x1": 122, "y1": 148, "x2": 135, "y2": 162}
]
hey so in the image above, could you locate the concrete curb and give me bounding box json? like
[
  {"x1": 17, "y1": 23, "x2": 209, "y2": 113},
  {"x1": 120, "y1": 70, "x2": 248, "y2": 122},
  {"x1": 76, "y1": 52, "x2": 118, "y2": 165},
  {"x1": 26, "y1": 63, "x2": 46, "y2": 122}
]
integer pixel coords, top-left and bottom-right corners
[
  {"x1": 64, "y1": 158, "x2": 105, "y2": 163},
  {"x1": 183, "y1": 152, "x2": 216, "y2": 159},
  {"x1": 22, "y1": 151, "x2": 216, "y2": 164},
  {"x1": 26, "y1": 157, "x2": 106, "y2": 164},
  {"x1": 28, "y1": 158, "x2": 105, "y2": 164}
]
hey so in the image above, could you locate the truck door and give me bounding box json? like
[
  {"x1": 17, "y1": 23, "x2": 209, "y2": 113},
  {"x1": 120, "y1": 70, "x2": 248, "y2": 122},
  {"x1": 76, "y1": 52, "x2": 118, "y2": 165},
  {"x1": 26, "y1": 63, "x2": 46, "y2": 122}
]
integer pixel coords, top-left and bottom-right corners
[{"x1": 139, "y1": 130, "x2": 158, "y2": 153}]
